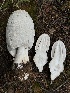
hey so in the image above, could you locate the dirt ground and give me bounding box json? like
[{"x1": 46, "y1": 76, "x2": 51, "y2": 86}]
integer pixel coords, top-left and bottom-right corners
[{"x1": 0, "y1": 0, "x2": 70, "y2": 93}]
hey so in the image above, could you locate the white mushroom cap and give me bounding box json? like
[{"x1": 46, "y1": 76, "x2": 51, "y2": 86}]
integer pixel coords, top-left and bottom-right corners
[
  {"x1": 33, "y1": 34, "x2": 50, "y2": 72},
  {"x1": 51, "y1": 40, "x2": 66, "y2": 62},
  {"x1": 49, "y1": 40, "x2": 66, "y2": 81},
  {"x1": 34, "y1": 51, "x2": 48, "y2": 72},
  {"x1": 6, "y1": 9, "x2": 35, "y2": 54}
]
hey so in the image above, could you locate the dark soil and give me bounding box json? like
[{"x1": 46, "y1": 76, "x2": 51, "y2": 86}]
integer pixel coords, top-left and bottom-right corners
[{"x1": 0, "y1": 0, "x2": 70, "y2": 93}]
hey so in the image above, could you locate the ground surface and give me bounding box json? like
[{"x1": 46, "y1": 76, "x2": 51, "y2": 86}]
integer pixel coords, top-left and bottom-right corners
[{"x1": 0, "y1": 0, "x2": 70, "y2": 93}]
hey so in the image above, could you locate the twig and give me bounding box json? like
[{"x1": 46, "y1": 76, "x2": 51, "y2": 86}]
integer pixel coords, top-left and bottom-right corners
[{"x1": 53, "y1": 78, "x2": 70, "y2": 92}]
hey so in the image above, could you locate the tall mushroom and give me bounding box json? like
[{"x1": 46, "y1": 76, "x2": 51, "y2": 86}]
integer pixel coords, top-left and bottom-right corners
[
  {"x1": 6, "y1": 10, "x2": 35, "y2": 68},
  {"x1": 33, "y1": 34, "x2": 50, "y2": 72},
  {"x1": 49, "y1": 40, "x2": 66, "y2": 82}
]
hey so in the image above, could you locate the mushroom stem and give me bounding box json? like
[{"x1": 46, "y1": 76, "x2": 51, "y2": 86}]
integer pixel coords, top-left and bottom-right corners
[{"x1": 14, "y1": 46, "x2": 29, "y2": 66}]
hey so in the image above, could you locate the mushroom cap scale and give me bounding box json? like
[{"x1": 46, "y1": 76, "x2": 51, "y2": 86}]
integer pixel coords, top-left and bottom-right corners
[{"x1": 6, "y1": 10, "x2": 35, "y2": 50}]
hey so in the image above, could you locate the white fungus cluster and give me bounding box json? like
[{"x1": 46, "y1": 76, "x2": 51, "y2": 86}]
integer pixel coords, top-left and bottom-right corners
[
  {"x1": 6, "y1": 9, "x2": 35, "y2": 65},
  {"x1": 6, "y1": 9, "x2": 66, "y2": 82},
  {"x1": 33, "y1": 34, "x2": 50, "y2": 72},
  {"x1": 49, "y1": 40, "x2": 66, "y2": 81}
]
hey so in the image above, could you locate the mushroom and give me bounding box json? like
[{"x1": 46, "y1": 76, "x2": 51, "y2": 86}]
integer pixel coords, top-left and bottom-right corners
[
  {"x1": 49, "y1": 40, "x2": 66, "y2": 82},
  {"x1": 33, "y1": 34, "x2": 50, "y2": 72},
  {"x1": 6, "y1": 10, "x2": 35, "y2": 67}
]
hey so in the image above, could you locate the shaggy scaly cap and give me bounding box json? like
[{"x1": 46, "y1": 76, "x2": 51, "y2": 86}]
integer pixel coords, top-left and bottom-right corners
[
  {"x1": 6, "y1": 10, "x2": 35, "y2": 50},
  {"x1": 49, "y1": 40, "x2": 66, "y2": 81}
]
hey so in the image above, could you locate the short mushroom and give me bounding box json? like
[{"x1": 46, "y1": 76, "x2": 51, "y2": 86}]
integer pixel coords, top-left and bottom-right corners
[
  {"x1": 6, "y1": 10, "x2": 35, "y2": 67},
  {"x1": 49, "y1": 40, "x2": 66, "y2": 82},
  {"x1": 33, "y1": 34, "x2": 50, "y2": 72}
]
